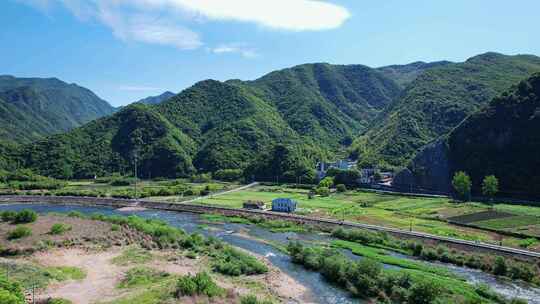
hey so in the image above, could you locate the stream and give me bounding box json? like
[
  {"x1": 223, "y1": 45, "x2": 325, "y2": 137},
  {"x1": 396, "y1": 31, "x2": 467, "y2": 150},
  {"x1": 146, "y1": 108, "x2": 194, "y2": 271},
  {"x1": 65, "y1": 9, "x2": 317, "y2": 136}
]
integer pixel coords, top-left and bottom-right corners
[{"x1": 1, "y1": 203, "x2": 540, "y2": 304}]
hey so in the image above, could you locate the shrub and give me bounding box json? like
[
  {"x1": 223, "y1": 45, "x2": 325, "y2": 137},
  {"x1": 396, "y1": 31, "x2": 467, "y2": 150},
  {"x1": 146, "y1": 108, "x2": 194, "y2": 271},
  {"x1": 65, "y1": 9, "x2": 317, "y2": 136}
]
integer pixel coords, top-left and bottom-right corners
[
  {"x1": 315, "y1": 186, "x2": 330, "y2": 197},
  {"x1": 336, "y1": 184, "x2": 347, "y2": 192},
  {"x1": 0, "y1": 275, "x2": 25, "y2": 304},
  {"x1": 1, "y1": 211, "x2": 16, "y2": 222},
  {"x1": 493, "y1": 256, "x2": 507, "y2": 276},
  {"x1": 408, "y1": 280, "x2": 441, "y2": 304},
  {"x1": 241, "y1": 295, "x2": 273, "y2": 304},
  {"x1": 118, "y1": 267, "x2": 169, "y2": 288},
  {"x1": 190, "y1": 173, "x2": 211, "y2": 183},
  {"x1": 109, "y1": 177, "x2": 135, "y2": 186},
  {"x1": 213, "y1": 169, "x2": 243, "y2": 182},
  {"x1": 49, "y1": 223, "x2": 72, "y2": 235},
  {"x1": 47, "y1": 299, "x2": 73, "y2": 304},
  {"x1": 213, "y1": 246, "x2": 268, "y2": 276},
  {"x1": 175, "y1": 272, "x2": 222, "y2": 298},
  {"x1": 7, "y1": 226, "x2": 32, "y2": 240},
  {"x1": 176, "y1": 275, "x2": 197, "y2": 297},
  {"x1": 13, "y1": 210, "x2": 38, "y2": 224},
  {"x1": 111, "y1": 224, "x2": 120, "y2": 231}
]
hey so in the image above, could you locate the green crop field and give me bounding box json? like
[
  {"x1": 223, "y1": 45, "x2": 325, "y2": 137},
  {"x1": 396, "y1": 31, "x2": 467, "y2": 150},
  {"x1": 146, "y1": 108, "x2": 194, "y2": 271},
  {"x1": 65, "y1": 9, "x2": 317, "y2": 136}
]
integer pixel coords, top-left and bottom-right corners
[{"x1": 198, "y1": 185, "x2": 540, "y2": 250}]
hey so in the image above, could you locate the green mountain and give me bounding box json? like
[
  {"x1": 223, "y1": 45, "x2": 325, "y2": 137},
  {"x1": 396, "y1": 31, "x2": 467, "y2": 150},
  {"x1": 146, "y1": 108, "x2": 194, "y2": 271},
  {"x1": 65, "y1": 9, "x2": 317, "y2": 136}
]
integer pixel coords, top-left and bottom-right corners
[
  {"x1": 352, "y1": 53, "x2": 540, "y2": 167},
  {"x1": 135, "y1": 91, "x2": 175, "y2": 105},
  {"x1": 23, "y1": 104, "x2": 196, "y2": 179},
  {"x1": 22, "y1": 63, "x2": 400, "y2": 178},
  {"x1": 241, "y1": 63, "x2": 402, "y2": 147},
  {"x1": 376, "y1": 60, "x2": 452, "y2": 89},
  {"x1": 400, "y1": 73, "x2": 540, "y2": 198},
  {"x1": 0, "y1": 75, "x2": 115, "y2": 143}
]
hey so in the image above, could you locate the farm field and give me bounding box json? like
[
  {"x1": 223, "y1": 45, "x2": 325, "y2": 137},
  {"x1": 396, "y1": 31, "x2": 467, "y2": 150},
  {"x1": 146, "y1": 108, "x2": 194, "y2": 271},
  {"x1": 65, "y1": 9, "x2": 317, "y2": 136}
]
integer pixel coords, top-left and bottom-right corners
[{"x1": 198, "y1": 185, "x2": 540, "y2": 250}]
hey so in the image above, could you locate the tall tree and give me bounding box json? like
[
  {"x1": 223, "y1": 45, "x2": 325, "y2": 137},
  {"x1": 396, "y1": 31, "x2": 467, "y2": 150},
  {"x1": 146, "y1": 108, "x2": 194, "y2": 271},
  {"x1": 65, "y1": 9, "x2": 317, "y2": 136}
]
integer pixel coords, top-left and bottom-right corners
[
  {"x1": 482, "y1": 175, "x2": 499, "y2": 200},
  {"x1": 452, "y1": 171, "x2": 471, "y2": 201}
]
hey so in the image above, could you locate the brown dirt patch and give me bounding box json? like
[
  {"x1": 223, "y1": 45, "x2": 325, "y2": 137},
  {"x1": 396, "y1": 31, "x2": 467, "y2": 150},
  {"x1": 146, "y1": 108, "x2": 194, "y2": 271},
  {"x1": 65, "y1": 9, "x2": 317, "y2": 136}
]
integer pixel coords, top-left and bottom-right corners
[
  {"x1": 0, "y1": 215, "x2": 123, "y2": 254},
  {"x1": 34, "y1": 248, "x2": 128, "y2": 304}
]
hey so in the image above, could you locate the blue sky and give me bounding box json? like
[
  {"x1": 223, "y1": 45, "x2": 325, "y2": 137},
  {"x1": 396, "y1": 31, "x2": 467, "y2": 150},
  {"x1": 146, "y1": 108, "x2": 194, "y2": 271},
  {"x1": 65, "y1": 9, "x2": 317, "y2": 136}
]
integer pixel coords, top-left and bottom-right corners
[{"x1": 1, "y1": 0, "x2": 539, "y2": 106}]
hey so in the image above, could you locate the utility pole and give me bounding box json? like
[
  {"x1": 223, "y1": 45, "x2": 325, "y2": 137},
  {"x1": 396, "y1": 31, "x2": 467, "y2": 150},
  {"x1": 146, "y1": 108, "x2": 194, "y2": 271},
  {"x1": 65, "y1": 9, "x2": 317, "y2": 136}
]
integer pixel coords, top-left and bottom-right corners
[{"x1": 133, "y1": 150, "x2": 138, "y2": 200}]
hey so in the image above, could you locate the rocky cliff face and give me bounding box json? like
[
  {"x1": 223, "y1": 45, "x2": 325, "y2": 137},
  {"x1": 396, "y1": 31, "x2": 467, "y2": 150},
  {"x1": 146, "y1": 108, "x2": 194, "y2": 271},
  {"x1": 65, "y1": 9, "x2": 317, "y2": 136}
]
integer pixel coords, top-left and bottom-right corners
[{"x1": 395, "y1": 139, "x2": 452, "y2": 193}]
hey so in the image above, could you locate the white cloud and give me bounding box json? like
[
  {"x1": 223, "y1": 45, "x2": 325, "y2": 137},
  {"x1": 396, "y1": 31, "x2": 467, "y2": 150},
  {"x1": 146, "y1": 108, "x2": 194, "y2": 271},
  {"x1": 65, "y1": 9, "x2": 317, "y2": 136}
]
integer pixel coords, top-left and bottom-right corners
[
  {"x1": 15, "y1": 0, "x2": 350, "y2": 50},
  {"x1": 118, "y1": 85, "x2": 163, "y2": 91},
  {"x1": 211, "y1": 43, "x2": 259, "y2": 58},
  {"x1": 160, "y1": 0, "x2": 351, "y2": 31}
]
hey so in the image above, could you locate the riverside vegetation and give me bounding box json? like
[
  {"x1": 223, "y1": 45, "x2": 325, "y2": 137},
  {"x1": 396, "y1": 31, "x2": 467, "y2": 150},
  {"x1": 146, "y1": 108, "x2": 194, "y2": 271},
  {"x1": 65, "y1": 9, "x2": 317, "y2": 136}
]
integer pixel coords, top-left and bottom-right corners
[{"x1": 0, "y1": 210, "x2": 274, "y2": 304}]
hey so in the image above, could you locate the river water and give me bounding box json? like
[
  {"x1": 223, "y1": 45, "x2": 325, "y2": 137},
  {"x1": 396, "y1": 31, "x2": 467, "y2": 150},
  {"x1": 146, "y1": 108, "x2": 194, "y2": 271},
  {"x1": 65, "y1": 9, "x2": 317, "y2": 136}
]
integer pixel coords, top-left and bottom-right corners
[{"x1": 1, "y1": 203, "x2": 539, "y2": 304}]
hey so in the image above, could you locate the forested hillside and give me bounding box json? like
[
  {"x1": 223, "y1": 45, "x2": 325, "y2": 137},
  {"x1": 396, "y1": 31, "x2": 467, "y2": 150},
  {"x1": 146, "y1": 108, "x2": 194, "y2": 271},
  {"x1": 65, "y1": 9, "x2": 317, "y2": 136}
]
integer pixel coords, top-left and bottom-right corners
[
  {"x1": 23, "y1": 104, "x2": 195, "y2": 179},
  {"x1": 17, "y1": 53, "x2": 540, "y2": 181},
  {"x1": 21, "y1": 63, "x2": 399, "y2": 179},
  {"x1": 352, "y1": 53, "x2": 540, "y2": 167},
  {"x1": 240, "y1": 63, "x2": 402, "y2": 147},
  {"x1": 404, "y1": 73, "x2": 540, "y2": 198},
  {"x1": 0, "y1": 75, "x2": 115, "y2": 143}
]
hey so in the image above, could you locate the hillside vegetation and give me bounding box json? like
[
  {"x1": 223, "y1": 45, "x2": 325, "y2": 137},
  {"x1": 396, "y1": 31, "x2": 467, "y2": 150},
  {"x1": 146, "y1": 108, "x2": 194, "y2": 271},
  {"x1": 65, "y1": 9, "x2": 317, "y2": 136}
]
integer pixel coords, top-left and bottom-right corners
[
  {"x1": 352, "y1": 53, "x2": 540, "y2": 166},
  {"x1": 15, "y1": 53, "x2": 540, "y2": 181},
  {"x1": 21, "y1": 63, "x2": 401, "y2": 179},
  {"x1": 448, "y1": 72, "x2": 540, "y2": 197},
  {"x1": 407, "y1": 73, "x2": 540, "y2": 198},
  {"x1": 0, "y1": 75, "x2": 115, "y2": 144}
]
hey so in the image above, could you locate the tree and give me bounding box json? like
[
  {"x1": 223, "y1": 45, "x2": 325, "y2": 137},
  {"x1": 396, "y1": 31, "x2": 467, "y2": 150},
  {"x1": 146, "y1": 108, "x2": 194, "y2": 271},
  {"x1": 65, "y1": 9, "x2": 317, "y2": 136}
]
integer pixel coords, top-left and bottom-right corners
[
  {"x1": 482, "y1": 175, "x2": 499, "y2": 200},
  {"x1": 493, "y1": 256, "x2": 507, "y2": 276},
  {"x1": 452, "y1": 171, "x2": 471, "y2": 201},
  {"x1": 318, "y1": 177, "x2": 334, "y2": 188}
]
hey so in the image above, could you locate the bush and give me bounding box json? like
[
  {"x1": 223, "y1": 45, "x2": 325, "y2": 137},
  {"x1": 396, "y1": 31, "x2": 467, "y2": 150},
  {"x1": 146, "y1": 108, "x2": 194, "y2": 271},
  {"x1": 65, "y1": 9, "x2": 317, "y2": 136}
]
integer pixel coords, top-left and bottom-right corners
[
  {"x1": 213, "y1": 246, "x2": 268, "y2": 276},
  {"x1": 408, "y1": 280, "x2": 441, "y2": 304},
  {"x1": 49, "y1": 223, "x2": 72, "y2": 235},
  {"x1": 1, "y1": 211, "x2": 16, "y2": 222},
  {"x1": 176, "y1": 275, "x2": 197, "y2": 296},
  {"x1": 13, "y1": 210, "x2": 38, "y2": 224},
  {"x1": 315, "y1": 186, "x2": 330, "y2": 197},
  {"x1": 241, "y1": 295, "x2": 273, "y2": 304},
  {"x1": 336, "y1": 184, "x2": 347, "y2": 192},
  {"x1": 175, "y1": 272, "x2": 222, "y2": 298},
  {"x1": 493, "y1": 256, "x2": 507, "y2": 276},
  {"x1": 190, "y1": 173, "x2": 211, "y2": 183},
  {"x1": 0, "y1": 276, "x2": 25, "y2": 304},
  {"x1": 213, "y1": 169, "x2": 243, "y2": 182},
  {"x1": 47, "y1": 299, "x2": 73, "y2": 304},
  {"x1": 118, "y1": 267, "x2": 169, "y2": 288},
  {"x1": 7, "y1": 226, "x2": 32, "y2": 240}
]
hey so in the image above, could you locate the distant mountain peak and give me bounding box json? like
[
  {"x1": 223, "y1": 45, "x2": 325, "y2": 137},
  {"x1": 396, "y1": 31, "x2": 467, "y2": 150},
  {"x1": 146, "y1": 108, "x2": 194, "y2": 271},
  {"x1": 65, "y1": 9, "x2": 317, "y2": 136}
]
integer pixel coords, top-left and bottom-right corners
[{"x1": 134, "y1": 91, "x2": 176, "y2": 105}]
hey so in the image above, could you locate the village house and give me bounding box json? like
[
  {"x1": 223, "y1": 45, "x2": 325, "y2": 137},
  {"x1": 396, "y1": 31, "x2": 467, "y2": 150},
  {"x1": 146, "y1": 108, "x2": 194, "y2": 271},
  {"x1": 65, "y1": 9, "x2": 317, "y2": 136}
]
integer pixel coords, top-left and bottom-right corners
[
  {"x1": 271, "y1": 198, "x2": 297, "y2": 213},
  {"x1": 316, "y1": 159, "x2": 357, "y2": 179}
]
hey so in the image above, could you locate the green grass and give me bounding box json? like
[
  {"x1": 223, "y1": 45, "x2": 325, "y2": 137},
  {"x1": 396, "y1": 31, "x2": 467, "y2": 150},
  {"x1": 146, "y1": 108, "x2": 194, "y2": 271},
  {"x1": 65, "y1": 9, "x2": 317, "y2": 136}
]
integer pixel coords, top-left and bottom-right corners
[
  {"x1": 111, "y1": 247, "x2": 153, "y2": 266},
  {"x1": 199, "y1": 185, "x2": 540, "y2": 245},
  {"x1": 473, "y1": 215, "x2": 540, "y2": 231},
  {"x1": 100, "y1": 279, "x2": 177, "y2": 304},
  {"x1": 0, "y1": 262, "x2": 85, "y2": 289},
  {"x1": 332, "y1": 240, "x2": 457, "y2": 278},
  {"x1": 44, "y1": 266, "x2": 86, "y2": 281},
  {"x1": 117, "y1": 267, "x2": 169, "y2": 289},
  {"x1": 200, "y1": 214, "x2": 251, "y2": 224}
]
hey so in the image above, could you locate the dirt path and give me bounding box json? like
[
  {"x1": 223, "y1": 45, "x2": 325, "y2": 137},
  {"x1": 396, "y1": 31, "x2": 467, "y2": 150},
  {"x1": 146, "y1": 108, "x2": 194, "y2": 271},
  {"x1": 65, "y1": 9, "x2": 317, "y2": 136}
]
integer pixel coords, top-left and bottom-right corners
[{"x1": 33, "y1": 248, "x2": 128, "y2": 304}]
